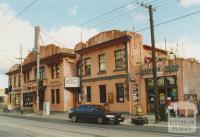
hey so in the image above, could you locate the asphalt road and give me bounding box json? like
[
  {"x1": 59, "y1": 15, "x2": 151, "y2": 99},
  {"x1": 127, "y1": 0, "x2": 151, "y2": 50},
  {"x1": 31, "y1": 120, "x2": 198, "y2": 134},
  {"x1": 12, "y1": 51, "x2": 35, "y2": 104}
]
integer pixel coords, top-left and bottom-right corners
[{"x1": 0, "y1": 116, "x2": 199, "y2": 137}]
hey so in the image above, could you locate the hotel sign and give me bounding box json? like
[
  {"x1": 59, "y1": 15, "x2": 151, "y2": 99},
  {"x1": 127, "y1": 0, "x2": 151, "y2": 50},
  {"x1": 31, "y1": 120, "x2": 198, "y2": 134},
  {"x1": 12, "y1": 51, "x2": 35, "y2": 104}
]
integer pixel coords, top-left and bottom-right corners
[
  {"x1": 140, "y1": 64, "x2": 179, "y2": 75},
  {"x1": 65, "y1": 77, "x2": 80, "y2": 88}
]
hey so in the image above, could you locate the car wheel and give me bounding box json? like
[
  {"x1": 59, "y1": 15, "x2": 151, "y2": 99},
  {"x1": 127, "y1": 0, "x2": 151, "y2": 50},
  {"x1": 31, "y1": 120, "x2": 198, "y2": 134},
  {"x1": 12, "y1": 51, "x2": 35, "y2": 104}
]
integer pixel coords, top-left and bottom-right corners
[
  {"x1": 97, "y1": 117, "x2": 103, "y2": 124},
  {"x1": 71, "y1": 115, "x2": 78, "y2": 122}
]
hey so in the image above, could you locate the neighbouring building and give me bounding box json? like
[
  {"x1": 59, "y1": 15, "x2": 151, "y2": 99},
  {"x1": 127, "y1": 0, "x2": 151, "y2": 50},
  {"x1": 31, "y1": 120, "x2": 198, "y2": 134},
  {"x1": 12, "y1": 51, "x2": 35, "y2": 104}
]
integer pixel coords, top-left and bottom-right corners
[
  {"x1": 6, "y1": 44, "x2": 79, "y2": 112},
  {"x1": 0, "y1": 89, "x2": 7, "y2": 105},
  {"x1": 139, "y1": 58, "x2": 200, "y2": 114}
]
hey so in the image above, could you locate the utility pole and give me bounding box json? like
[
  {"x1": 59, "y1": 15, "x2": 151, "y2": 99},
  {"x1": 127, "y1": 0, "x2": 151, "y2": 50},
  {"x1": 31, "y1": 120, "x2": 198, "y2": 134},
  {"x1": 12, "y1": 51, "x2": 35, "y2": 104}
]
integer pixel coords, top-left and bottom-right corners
[
  {"x1": 34, "y1": 26, "x2": 40, "y2": 113},
  {"x1": 17, "y1": 46, "x2": 24, "y2": 114},
  {"x1": 20, "y1": 46, "x2": 23, "y2": 114},
  {"x1": 138, "y1": 2, "x2": 160, "y2": 123}
]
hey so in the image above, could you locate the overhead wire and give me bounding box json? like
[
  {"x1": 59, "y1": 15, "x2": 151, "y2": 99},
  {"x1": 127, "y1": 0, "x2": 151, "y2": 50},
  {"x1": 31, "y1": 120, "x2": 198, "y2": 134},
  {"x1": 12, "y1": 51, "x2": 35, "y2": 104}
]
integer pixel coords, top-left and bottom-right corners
[
  {"x1": 0, "y1": 0, "x2": 38, "y2": 31},
  {"x1": 99, "y1": 0, "x2": 168, "y2": 31},
  {"x1": 79, "y1": 0, "x2": 139, "y2": 27},
  {"x1": 135, "y1": 9, "x2": 200, "y2": 32},
  {"x1": 86, "y1": 0, "x2": 160, "y2": 30}
]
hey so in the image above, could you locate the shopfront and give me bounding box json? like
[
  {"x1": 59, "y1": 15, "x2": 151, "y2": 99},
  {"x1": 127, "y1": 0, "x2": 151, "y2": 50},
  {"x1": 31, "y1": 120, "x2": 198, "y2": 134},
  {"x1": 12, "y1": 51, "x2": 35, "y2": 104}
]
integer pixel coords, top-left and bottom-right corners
[{"x1": 146, "y1": 76, "x2": 178, "y2": 113}]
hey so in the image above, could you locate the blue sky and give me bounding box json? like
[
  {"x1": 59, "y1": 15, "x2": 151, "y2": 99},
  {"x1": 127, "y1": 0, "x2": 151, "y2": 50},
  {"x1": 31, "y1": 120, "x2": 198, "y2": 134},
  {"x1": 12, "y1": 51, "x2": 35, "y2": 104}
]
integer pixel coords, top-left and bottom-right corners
[{"x1": 0, "y1": 0, "x2": 200, "y2": 88}]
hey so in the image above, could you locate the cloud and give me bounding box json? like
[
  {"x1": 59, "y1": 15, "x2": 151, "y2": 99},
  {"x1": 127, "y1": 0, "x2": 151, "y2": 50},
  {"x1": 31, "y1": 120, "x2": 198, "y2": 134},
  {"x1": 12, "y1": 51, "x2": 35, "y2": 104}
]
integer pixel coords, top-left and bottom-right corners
[
  {"x1": 0, "y1": 3, "x2": 98, "y2": 88},
  {"x1": 126, "y1": 3, "x2": 135, "y2": 11},
  {"x1": 157, "y1": 37, "x2": 200, "y2": 60},
  {"x1": 68, "y1": 5, "x2": 78, "y2": 16},
  {"x1": 132, "y1": 13, "x2": 146, "y2": 23},
  {"x1": 178, "y1": 0, "x2": 200, "y2": 7}
]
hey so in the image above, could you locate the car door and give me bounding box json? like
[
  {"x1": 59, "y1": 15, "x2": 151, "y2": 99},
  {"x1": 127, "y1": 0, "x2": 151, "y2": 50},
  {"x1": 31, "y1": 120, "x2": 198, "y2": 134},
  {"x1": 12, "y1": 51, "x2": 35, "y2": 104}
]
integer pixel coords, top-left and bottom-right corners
[
  {"x1": 85, "y1": 105, "x2": 100, "y2": 122},
  {"x1": 76, "y1": 105, "x2": 87, "y2": 121}
]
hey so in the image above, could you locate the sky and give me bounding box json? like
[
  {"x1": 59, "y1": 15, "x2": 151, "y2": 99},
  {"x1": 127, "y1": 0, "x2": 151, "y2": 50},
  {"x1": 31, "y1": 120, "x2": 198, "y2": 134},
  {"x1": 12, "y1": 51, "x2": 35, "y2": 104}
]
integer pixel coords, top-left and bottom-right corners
[{"x1": 0, "y1": 0, "x2": 200, "y2": 88}]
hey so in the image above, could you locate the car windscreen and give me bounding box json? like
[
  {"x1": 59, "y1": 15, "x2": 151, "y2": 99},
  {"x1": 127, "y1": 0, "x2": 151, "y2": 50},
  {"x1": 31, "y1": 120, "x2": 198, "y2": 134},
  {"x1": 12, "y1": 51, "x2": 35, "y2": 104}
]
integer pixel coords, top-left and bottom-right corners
[{"x1": 95, "y1": 106, "x2": 110, "y2": 112}]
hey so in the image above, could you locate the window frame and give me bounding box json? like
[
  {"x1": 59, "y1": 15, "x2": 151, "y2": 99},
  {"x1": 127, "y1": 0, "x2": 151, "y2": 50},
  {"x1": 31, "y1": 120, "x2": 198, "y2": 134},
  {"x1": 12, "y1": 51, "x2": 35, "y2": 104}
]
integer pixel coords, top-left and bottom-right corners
[
  {"x1": 86, "y1": 86, "x2": 91, "y2": 102},
  {"x1": 99, "y1": 54, "x2": 106, "y2": 72},
  {"x1": 114, "y1": 50, "x2": 123, "y2": 69},
  {"x1": 99, "y1": 85, "x2": 106, "y2": 103},
  {"x1": 56, "y1": 89, "x2": 60, "y2": 104},
  {"x1": 116, "y1": 83, "x2": 124, "y2": 103},
  {"x1": 85, "y1": 58, "x2": 91, "y2": 75}
]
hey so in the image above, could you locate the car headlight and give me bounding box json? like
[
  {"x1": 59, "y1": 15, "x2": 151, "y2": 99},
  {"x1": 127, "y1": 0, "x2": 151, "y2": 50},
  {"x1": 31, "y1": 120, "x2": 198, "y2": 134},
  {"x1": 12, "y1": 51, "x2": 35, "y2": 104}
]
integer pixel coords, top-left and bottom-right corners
[{"x1": 106, "y1": 115, "x2": 115, "y2": 118}]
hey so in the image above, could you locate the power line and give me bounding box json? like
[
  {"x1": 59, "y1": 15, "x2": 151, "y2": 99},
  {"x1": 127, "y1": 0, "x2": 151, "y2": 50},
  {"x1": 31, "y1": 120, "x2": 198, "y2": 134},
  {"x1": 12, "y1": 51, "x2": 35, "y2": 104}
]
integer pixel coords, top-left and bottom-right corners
[
  {"x1": 99, "y1": 0, "x2": 167, "y2": 31},
  {"x1": 86, "y1": 0, "x2": 160, "y2": 30},
  {"x1": 135, "y1": 9, "x2": 200, "y2": 32},
  {"x1": 41, "y1": 30, "x2": 67, "y2": 48},
  {"x1": 0, "y1": 0, "x2": 38, "y2": 31},
  {"x1": 79, "y1": 0, "x2": 138, "y2": 27}
]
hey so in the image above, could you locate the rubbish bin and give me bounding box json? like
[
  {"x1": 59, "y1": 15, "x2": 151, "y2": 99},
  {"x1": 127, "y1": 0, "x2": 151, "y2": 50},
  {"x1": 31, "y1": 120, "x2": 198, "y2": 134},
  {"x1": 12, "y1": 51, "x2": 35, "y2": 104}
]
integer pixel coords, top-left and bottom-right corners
[{"x1": 159, "y1": 106, "x2": 168, "y2": 121}]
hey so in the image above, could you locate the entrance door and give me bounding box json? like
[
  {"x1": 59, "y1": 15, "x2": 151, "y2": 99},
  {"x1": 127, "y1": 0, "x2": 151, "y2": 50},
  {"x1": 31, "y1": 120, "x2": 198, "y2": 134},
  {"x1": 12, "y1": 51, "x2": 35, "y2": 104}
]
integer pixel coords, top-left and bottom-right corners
[{"x1": 39, "y1": 89, "x2": 44, "y2": 111}]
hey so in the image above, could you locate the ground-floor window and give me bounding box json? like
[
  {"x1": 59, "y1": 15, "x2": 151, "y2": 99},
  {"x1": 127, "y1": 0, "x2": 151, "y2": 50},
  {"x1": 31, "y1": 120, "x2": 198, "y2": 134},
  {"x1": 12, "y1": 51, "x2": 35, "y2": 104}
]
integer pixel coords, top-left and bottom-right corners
[
  {"x1": 23, "y1": 92, "x2": 33, "y2": 107},
  {"x1": 77, "y1": 88, "x2": 81, "y2": 103},
  {"x1": 99, "y1": 85, "x2": 106, "y2": 103},
  {"x1": 116, "y1": 83, "x2": 124, "y2": 102},
  {"x1": 51, "y1": 89, "x2": 60, "y2": 104},
  {"x1": 86, "y1": 86, "x2": 91, "y2": 102},
  {"x1": 146, "y1": 76, "x2": 178, "y2": 113},
  {"x1": 15, "y1": 94, "x2": 20, "y2": 105}
]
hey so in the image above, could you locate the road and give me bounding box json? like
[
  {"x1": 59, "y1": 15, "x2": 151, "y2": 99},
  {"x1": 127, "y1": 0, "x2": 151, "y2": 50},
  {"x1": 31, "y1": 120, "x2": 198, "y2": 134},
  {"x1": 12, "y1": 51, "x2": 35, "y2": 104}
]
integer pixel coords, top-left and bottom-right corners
[{"x1": 0, "y1": 116, "x2": 199, "y2": 137}]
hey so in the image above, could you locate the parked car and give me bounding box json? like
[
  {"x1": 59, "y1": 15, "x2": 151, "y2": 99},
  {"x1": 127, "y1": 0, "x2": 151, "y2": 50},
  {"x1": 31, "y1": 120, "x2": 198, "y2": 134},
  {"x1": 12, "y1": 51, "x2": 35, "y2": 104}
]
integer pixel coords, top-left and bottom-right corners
[{"x1": 68, "y1": 105, "x2": 124, "y2": 124}]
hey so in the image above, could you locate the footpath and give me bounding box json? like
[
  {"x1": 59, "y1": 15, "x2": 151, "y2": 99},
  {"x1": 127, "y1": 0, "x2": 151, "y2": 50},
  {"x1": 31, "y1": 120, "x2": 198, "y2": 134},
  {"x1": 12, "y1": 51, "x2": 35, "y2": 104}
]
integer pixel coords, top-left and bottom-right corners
[{"x1": 1, "y1": 110, "x2": 199, "y2": 128}]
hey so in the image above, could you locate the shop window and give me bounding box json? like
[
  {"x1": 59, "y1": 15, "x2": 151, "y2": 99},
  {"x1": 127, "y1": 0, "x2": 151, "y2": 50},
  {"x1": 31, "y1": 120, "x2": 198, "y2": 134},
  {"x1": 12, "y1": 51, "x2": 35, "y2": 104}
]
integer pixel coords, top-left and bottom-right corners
[
  {"x1": 23, "y1": 93, "x2": 33, "y2": 107},
  {"x1": 56, "y1": 89, "x2": 60, "y2": 104},
  {"x1": 56, "y1": 64, "x2": 60, "y2": 78},
  {"x1": 99, "y1": 54, "x2": 106, "y2": 72},
  {"x1": 115, "y1": 50, "x2": 123, "y2": 69},
  {"x1": 147, "y1": 79, "x2": 154, "y2": 88},
  {"x1": 158, "y1": 77, "x2": 164, "y2": 87},
  {"x1": 116, "y1": 83, "x2": 124, "y2": 102},
  {"x1": 85, "y1": 58, "x2": 91, "y2": 75},
  {"x1": 86, "y1": 86, "x2": 91, "y2": 102},
  {"x1": 51, "y1": 89, "x2": 55, "y2": 104},
  {"x1": 99, "y1": 85, "x2": 106, "y2": 103},
  {"x1": 166, "y1": 76, "x2": 176, "y2": 85}
]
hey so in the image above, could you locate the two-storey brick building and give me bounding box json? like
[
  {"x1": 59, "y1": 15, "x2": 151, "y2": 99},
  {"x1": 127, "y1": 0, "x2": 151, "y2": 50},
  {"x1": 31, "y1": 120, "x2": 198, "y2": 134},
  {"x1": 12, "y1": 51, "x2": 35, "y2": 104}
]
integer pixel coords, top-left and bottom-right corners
[
  {"x1": 75, "y1": 30, "x2": 147, "y2": 113},
  {"x1": 7, "y1": 44, "x2": 78, "y2": 112}
]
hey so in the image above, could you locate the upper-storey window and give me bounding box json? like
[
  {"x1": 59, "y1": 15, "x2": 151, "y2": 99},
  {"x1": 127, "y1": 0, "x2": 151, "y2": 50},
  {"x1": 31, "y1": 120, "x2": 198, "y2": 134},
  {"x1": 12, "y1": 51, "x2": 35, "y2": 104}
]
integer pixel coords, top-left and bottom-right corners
[
  {"x1": 51, "y1": 65, "x2": 55, "y2": 79},
  {"x1": 51, "y1": 64, "x2": 60, "y2": 79},
  {"x1": 85, "y1": 58, "x2": 91, "y2": 75},
  {"x1": 34, "y1": 67, "x2": 45, "y2": 79},
  {"x1": 115, "y1": 50, "x2": 123, "y2": 69},
  {"x1": 14, "y1": 76, "x2": 16, "y2": 87},
  {"x1": 55, "y1": 64, "x2": 60, "y2": 78},
  {"x1": 18, "y1": 75, "x2": 21, "y2": 87},
  {"x1": 99, "y1": 54, "x2": 106, "y2": 72},
  {"x1": 39, "y1": 67, "x2": 45, "y2": 79}
]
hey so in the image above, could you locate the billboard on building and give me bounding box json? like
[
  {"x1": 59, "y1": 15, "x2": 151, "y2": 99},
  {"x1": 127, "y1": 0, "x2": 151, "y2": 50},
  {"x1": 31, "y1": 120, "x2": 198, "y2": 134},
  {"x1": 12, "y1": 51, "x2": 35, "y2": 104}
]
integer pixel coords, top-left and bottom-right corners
[{"x1": 65, "y1": 77, "x2": 80, "y2": 88}]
